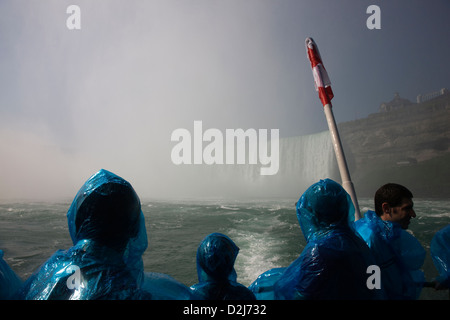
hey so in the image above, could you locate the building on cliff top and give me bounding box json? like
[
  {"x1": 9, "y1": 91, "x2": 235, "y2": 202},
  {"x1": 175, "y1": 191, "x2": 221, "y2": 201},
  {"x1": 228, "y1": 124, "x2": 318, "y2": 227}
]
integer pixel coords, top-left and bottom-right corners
[
  {"x1": 416, "y1": 88, "x2": 449, "y2": 104},
  {"x1": 379, "y1": 92, "x2": 415, "y2": 112},
  {"x1": 379, "y1": 88, "x2": 449, "y2": 113}
]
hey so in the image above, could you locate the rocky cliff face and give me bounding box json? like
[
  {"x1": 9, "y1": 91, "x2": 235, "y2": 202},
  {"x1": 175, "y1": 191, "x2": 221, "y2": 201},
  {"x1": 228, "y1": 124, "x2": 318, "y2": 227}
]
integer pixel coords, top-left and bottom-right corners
[
  {"x1": 194, "y1": 93, "x2": 450, "y2": 198},
  {"x1": 337, "y1": 93, "x2": 450, "y2": 197}
]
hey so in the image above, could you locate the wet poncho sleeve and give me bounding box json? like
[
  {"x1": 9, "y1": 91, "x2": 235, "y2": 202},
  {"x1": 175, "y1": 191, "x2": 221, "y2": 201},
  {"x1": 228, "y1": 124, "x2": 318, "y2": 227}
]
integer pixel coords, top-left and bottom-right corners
[
  {"x1": 248, "y1": 267, "x2": 286, "y2": 300},
  {"x1": 0, "y1": 250, "x2": 23, "y2": 299},
  {"x1": 355, "y1": 210, "x2": 426, "y2": 299},
  {"x1": 430, "y1": 225, "x2": 450, "y2": 287}
]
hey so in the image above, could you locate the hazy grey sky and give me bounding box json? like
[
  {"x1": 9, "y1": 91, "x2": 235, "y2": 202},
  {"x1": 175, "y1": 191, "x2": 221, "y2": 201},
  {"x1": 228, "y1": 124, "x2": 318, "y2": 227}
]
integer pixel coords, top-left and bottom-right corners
[{"x1": 1, "y1": 0, "x2": 449, "y2": 199}]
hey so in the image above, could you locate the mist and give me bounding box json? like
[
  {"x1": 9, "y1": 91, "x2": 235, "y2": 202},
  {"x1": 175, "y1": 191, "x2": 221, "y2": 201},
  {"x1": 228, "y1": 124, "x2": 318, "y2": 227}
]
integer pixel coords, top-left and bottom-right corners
[{"x1": 1, "y1": 1, "x2": 449, "y2": 200}]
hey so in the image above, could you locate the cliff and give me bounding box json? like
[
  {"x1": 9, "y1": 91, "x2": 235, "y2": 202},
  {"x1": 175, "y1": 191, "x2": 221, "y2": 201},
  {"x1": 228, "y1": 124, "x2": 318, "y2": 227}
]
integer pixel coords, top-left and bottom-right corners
[{"x1": 338, "y1": 92, "x2": 450, "y2": 198}]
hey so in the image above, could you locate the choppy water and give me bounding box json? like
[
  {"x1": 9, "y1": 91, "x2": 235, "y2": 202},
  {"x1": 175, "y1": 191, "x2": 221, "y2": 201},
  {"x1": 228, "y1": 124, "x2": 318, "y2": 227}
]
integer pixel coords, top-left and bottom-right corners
[{"x1": 0, "y1": 198, "x2": 449, "y2": 299}]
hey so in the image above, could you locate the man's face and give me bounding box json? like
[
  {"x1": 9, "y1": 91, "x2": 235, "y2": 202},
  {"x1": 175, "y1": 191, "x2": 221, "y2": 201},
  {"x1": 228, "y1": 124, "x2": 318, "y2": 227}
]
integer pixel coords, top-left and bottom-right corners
[{"x1": 381, "y1": 198, "x2": 416, "y2": 229}]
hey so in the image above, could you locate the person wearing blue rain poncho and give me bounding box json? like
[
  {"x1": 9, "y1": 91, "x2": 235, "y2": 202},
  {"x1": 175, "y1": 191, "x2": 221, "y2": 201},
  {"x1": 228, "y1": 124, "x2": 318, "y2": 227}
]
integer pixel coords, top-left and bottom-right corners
[
  {"x1": 17, "y1": 169, "x2": 193, "y2": 300},
  {"x1": 355, "y1": 183, "x2": 426, "y2": 300},
  {"x1": 190, "y1": 233, "x2": 256, "y2": 300},
  {"x1": 273, "y1": 179, "x2": 378, "y2": 300},
  {"x1": 430, "y1": 225, "x2": 450, "y2": 290},
  {"x1": 0, "y1": 250, "x2": 23, "y2": 299}
]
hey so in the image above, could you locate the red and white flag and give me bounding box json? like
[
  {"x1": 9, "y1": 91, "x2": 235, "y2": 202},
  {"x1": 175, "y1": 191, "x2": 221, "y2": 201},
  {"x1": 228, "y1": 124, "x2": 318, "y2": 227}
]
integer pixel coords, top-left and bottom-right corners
[{"x1": 305, "y1": 37, "x2": 334, "y2": 107}]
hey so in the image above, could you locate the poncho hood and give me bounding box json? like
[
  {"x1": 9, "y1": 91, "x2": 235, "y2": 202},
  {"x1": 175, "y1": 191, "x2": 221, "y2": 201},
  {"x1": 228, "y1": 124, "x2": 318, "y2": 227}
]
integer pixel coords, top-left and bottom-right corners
[
  {"x1": 196, "y1": 233, "x2": 239, "y2": 283},
  {"x1": 296, "y1": 179, "x2": 355, "y2": 242},
  {"x1": 18, "y1": 169, "x2": 151, "y2": 300},
  {"x1": 67, "y1": 169, "x2": 148, "y2": 271}
]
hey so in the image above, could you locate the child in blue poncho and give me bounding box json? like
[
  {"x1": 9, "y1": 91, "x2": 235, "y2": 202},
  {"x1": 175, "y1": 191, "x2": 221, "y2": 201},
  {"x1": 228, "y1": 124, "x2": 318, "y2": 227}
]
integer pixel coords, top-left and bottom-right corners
[
  {"x1": 355, "y1": 183, "x2": 426, "y2": 300},
  {"x1": 190, "y1": 233, "x2": 256, "y2": 300}
]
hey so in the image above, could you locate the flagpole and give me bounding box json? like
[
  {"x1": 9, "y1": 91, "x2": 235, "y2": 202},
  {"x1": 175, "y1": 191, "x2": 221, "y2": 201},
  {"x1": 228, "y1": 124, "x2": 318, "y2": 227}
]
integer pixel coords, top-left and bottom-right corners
[
  {"x1": 323, "y1": 103, "x2": 361, "y2": 220},
  {"x1": 305, "y1": 37, "x2": 361, "y2": 220}
]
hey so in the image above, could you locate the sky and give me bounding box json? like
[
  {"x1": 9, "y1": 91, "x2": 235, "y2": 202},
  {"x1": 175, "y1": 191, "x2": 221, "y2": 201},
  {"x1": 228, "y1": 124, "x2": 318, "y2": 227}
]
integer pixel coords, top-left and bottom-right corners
[{"x1": 0, "y1": 0, "x2": 449, "y2": 200}]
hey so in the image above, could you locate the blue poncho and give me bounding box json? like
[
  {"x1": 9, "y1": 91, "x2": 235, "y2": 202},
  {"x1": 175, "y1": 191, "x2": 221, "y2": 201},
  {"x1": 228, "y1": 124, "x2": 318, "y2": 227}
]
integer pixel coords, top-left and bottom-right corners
[
  {"x1": 430, "y1": 225, "x2": 450, "y2": 288},
  {"x1": 0, "y1": 250, "x2": 23, "y2": 299},
  {"x1": 272, "y1": 179, "x2": 377, "y2": 300},
  {"x1": 248, "y1": 267, "x2": 286, "y2": 300},
  {"x1": 17, "y1": 169, "x2": 192, "y2": 300},
  {"x1": 355, "y1": 210, "x2": 425, "y2": 299},
  {"x1": 190, "y1": 233, "x2": 255, "y2": 300},
  {"x1": 17, "y1": 169, "x2": 150, "y2": 299}
]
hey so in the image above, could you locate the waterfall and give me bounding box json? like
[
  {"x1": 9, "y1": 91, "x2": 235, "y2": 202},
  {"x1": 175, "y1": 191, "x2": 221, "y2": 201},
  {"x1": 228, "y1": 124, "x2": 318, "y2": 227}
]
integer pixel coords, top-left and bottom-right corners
[
  {"x1": 278, "y1": 131, "x2": 338, "y2": 188},
  {"x1": 206, "y1": 130, "x2": 339, "y2": 198}
]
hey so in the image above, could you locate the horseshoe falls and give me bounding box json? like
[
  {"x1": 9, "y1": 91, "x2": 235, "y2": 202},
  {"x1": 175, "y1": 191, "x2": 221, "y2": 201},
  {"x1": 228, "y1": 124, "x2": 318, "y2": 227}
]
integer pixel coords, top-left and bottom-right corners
[{"x1": 209, "y1": 130, "x2": 340, "y2": 198}]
